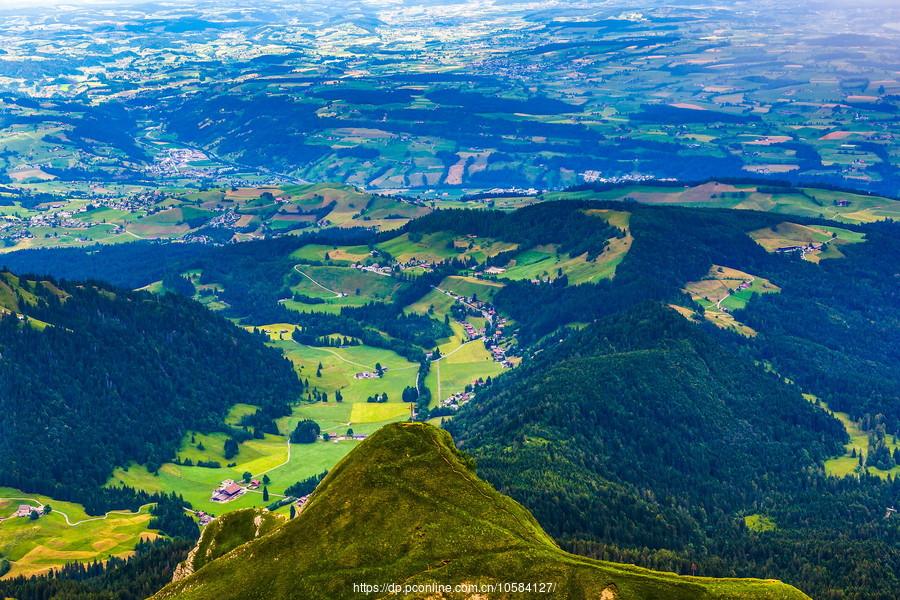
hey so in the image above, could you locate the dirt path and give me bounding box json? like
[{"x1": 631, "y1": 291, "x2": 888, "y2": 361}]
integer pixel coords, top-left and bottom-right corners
[
  {"x1": 302, "y1": 344, "x2": 373, "y2": 370},
  {"x1": 716, "y1": 276, "x2": 754, "y2": 310},
  {"x1": 0, "y1": 498, "x2": 155, "y2": 526},
  {"x1": 294, "y1": 265, "x2": 342, "y2": 297}
]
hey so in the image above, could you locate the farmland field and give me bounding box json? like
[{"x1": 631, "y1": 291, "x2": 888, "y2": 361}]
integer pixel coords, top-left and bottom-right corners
[{"x1": 0, "y1": 487, "x2": 157, "y2": 579}]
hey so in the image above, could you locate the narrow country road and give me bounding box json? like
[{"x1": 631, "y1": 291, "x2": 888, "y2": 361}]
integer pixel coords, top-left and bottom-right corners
[
  {"x1": 294, "y1": 265, "x2": 342, "y2": 297},
  {"x1": 716, "y1": 276, "x2": 754, "y2": 310},
  {"x1": 0, "y1": 498, "x2": 155, "y2": 526}
]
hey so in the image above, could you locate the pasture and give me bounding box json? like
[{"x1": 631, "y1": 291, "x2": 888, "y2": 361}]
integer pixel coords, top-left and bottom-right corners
[
  {"x1": 682, "y1": 266, "x2": 780, "y2": 336},
  {"x1": 748, "y1": 221, "x2": 865, "y2": 261},
  {"x1": 0, "y1": 487, "x2": 156, "y2": 579},
  {"x1": 811, "y1": 396, "x2": 900, "y2": 479},
  {"x1": 109, "y1": 334, "x2": 420, "y2": 514}
]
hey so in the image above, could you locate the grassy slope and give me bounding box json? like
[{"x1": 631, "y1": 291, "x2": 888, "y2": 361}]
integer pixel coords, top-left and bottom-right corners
[
  {"x1": 0, "y1": 487, "x2": 157, "y2": 579},
  {"x1": 153, "y1": 423, "x2": 809, "y2": 600},
  {"x1": 109, "y1": 334, "x2": 419, "y2": 514}
]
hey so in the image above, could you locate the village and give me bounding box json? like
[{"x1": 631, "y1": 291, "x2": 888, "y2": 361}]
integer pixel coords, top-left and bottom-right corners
[{"x1": 432, "y1": 285, "x2": 514, "y2": 368}]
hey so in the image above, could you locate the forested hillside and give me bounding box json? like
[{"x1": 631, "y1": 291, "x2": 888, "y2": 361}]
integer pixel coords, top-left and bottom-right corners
[
  {"x1": 447, "y1": 304, "x2": 900, "y2": 600},
  {"x1": 0, "y1": 271, "x2": 302, "y2": 513}
]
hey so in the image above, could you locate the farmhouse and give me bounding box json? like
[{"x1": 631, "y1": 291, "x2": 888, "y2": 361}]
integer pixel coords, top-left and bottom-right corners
[
  {"x1": 14, "y1": 504, "x2": 37, "y2": 517},
  {"x1": 211, "y1": 482, "x2": 245, "y2": 503}
]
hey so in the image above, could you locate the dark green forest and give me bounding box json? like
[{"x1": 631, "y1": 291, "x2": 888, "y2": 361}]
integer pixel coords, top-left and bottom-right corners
[{"x1": 447, "y1": 304, "x2": 900, "y2": 600}]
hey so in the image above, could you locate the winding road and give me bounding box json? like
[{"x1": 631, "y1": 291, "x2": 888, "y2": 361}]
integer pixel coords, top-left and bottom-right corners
[{"x1": 0, "y1": 498, "x2": 155, "y2": 526}]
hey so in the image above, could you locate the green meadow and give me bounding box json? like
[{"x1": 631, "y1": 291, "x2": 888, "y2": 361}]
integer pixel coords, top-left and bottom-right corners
[
  {"x1": 810, "y1": 395, "x2": 900, "y2": 479},
  {"x1": 108, "y1": 334, "x2": 422, "y2": 515},
  {"x1": 437, "y1": 275, "x2": 505, "y2": 301},
  {"x1": 0, "y1": 487, "x2": 157, "y2": 579},
  {"x1": 425, "y1": 322, "x2": 506, "y2": 406}
]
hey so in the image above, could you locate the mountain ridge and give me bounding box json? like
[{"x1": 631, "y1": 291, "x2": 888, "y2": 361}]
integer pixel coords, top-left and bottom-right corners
[{"x1": 152, "y1": 422, "x2": 810, "y2": 600}]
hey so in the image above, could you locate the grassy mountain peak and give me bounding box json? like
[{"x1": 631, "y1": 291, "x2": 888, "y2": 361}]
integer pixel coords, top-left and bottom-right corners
[{"x1": 153, "y1": 422, "x2": 809, "y2": 600}]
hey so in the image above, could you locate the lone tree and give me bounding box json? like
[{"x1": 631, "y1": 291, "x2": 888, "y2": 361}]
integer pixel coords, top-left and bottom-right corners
[
  {"x1": 243, "y1": 471, "x2": 252, "y2": 484},
  {"x1": 262, "y1": 486, "x2": 269, "y2": 502},
  {"x1": 29, "y1": 510, "x2": 39, "y2": 520},
  {"x1": 290, "y1": 419, "x2": 321, "y2": 444},
  {"x1": 262, "y1": 474, "x2": 271, "y2": 486},
  {"x1": 42, "y1": 504, "x2": 51, "y2": 515},
  {"x1": 289, "y1": 504, "x2": 296, "y2": 519}
]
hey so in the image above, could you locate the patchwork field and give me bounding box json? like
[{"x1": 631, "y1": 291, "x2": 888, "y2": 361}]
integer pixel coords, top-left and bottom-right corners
[
  {"x1": 0, "y1": 487, "x2": 157, "y2": 579},
  {"x1": 425, "y1": 322, "x2": 506, "y2": 406},
  {"x1": 0, "y1": 182, "x2": 431, "y2": 252},
  {"x1": 377, "y1": 232, "x2": 517, "y2": 265}
]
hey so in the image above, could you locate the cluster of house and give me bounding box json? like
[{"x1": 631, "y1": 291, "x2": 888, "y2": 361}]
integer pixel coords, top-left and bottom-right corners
[
  {"x1": 461, "y1": 321, "x2": 483, "y2": 341},
  {"x1": 356, "y1": 262, "x2": 394, "y2": 276},
  {"x1": 355, "y1": 257, "x2": 434, "y2": 277},
  {"x1": 774, "y1": 242, "x2": 824, "y2": 256},
  {"x1": 294, "y1": 494, "x2": 312, "y2": 513},
  {"x1": 486, "y1": 318, "x2": 513, "y2": 367},
  {"x1": 206, "y1": 210, "x2": 241, "y2": 229},
  {"x1": 210, "y1": 480, "x2": 247, "y2": 503},
  {"x1": 580, "y1": 172, "x2": 655, "y2": 185},
  {"x1": 487, "y1": 343, "x2": 512, "y2": 367},
  {"x1": 144, "y1": 148, "x2": 220, "y2": 179},
  {"x1": 441, "y1": 391, "x2": 474, "y2": 410},
  {"x1": 196, "y1": 511, "x2": 214, "y2": 526}
]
